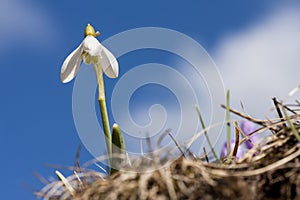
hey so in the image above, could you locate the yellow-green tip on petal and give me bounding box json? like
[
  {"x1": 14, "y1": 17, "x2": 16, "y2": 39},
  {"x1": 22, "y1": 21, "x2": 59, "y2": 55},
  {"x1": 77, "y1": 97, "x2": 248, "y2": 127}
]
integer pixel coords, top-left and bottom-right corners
[{"x1": 84, "y1": 24, "x2": 100, "y2": 37}]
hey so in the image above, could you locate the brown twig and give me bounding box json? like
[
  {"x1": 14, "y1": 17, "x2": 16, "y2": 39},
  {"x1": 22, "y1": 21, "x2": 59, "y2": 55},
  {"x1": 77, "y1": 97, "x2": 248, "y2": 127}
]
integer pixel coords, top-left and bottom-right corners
[
  {"x1": 278, "y1": 101, "x2": 298, "y2": 115},
  {"x1": 232, "y1": 122, "x2": 240, "y2": 161},
  {"x1": 203, "y1": 147, "x2": 209, "y2": 163},
  {"x1": 272, "y1": 97, "x2": 287, "y2": 127},
  {"x1": 220, "y1": 104, "x2": 279, "y2": 133},
  {"x1": 221, "y1": 104, "x2": 266, "y2": 126},
  {"x1": 74, "y1": 144, "x2": 82, "y2": 173},
  {"x1": 168, "y1": 132, "x2": 186, "y2": 158}
]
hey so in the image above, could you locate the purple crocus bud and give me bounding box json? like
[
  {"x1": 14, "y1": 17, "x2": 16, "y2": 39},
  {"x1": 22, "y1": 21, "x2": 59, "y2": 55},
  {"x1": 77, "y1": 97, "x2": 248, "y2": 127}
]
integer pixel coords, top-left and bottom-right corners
[
  {"x1": 240, "y1": 119, "x2": 257, "y2": 149},
  {"x1": 220, "y1": 139, "x2": 243, "y2": 161}
]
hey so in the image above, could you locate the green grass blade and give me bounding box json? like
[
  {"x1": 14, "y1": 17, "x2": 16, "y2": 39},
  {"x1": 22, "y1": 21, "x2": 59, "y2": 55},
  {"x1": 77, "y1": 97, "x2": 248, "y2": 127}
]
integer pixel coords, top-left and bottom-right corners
[
  {"x1": 226, "y1": 89, "x2": 231, "y2": 161},
  {"x1": 195, "y1": 105, "x2": 221, "y2": 163},
  {"x1": 282, "y1": 107, "x2": 300, "y2": 142}
]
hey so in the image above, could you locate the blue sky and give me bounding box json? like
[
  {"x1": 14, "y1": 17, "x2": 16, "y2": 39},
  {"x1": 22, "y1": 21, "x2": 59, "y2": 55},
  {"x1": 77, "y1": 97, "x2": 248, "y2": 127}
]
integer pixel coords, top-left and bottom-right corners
[{"x1": 1, "y1": 1, "x2": 300, "y2": 199}]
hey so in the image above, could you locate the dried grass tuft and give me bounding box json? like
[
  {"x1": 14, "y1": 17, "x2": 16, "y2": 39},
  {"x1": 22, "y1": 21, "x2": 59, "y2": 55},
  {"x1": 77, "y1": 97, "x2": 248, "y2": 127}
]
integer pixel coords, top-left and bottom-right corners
[{"x1": 37, "y1": 99, "x2": 300, "y2": 200}]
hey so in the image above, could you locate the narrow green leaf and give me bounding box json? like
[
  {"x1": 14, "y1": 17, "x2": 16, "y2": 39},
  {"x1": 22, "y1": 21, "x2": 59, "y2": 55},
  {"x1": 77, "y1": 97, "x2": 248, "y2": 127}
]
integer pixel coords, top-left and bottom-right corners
[
  {"x1": 226, "y1": 89, "x2": 231, "y2": 162},
  {"x1": 195, "y1": 105, "x2": 221, "y2": 163},
  {"x1": 282, "y1": 108, "x2": 300, "y2": 142}
]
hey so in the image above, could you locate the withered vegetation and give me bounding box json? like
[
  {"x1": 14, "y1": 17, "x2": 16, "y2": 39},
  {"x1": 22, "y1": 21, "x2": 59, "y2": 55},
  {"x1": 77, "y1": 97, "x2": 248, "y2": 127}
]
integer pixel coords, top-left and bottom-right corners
[{"x1": 36, "y1": 98, "x2": 300, "y2": 200}]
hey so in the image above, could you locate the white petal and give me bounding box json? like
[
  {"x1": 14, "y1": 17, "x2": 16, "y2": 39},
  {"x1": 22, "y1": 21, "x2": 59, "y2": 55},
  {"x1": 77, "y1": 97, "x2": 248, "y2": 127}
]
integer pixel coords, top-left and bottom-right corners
[
  {"x1": 99, "y1": 43, "x2": 119, "y2": 78},
  {"x1": 60, "y1": 42, "x2": 84, "y2": 83},
  {"x1": 82, "y1": 36, "x2": 119, "y2": 78},
  {"x1": 83, "y1": 36, "x2": 102, "y2": 56}
]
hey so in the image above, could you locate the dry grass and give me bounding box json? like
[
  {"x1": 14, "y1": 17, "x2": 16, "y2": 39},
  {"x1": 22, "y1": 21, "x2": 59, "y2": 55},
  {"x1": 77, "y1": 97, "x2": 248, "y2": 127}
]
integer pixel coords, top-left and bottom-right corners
[{"x1": 36, "y1": 99, "x2": 300, "y2": 200}]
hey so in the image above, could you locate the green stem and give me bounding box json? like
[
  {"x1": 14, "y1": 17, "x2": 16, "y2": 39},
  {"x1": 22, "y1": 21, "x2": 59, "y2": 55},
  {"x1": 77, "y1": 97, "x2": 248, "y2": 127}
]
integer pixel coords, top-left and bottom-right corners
[
  {"x1": 98, "y1": 98, "x2": 112, "y2": 159},
  {"x1": 282, "y1": 107, "x2": 300, "y2": 142},
  {"x1": 94, "y1": 64, "x2": 112, "y2": 160},
  {"x1": 226, "y1": 89, "x2": 231, "y2": 162}
]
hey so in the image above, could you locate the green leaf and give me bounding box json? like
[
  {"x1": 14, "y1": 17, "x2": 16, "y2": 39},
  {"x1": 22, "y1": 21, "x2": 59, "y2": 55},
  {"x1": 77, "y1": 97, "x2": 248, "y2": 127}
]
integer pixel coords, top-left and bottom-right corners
[{"x1": 111, "y1": 123, "x2": 126, "y2": 174}]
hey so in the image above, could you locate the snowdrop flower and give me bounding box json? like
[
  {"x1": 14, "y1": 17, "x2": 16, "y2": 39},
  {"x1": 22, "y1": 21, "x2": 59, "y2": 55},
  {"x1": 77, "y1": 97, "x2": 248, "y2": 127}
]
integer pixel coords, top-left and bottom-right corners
[
  {"x1": 60, "y1": 24, "x2": 119, "y2": 86},
  {"x1": 59, "y1": 24, "x2": 120, "y2": 163}
]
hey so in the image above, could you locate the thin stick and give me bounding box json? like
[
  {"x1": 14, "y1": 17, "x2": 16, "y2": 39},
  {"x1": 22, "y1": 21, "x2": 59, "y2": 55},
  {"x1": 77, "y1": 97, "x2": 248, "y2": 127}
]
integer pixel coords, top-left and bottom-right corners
[
  {"x1": 278, "y1": 102, "x2": 298, "y2": 115},
  {"x1": 220, "y1": 105, "x2": 266, "y2": 126},
  {"x1": 146, "y1": 134, "x2": 152, "y2": 153},
  {"x1": 168, "y1": 132, "x2": 185, "y2": 157},
  {"x1": 195, "y1": 105, "x2": 220, "y2": 163},
  {"x1": 187, "y1": 149, "x2": 197, "y2": 160},
  {"x1": 272, "y1": 97, "x2": 286, "y2": 127},
  {"x1": 73, "y1": 170, "x2": 84, "y2": 189},
  {"x1": 74, "y1": 144, "x2": 82, "y2": 173},
  {"x1": 232, "y1": 122, "x2": 240, "y2": 161},
  {"x1": 155, "y1": 129, "x2": 171, "y2": 150},
  {"x1": 33, "y1": 172, "x2": 50, "y2": 185},
  {"x1": 140, "y1": 137, "x2": 144, "y2": 156},
  {"x1": 283, "y1": 85, "x2": 300, "y2": 102},
  {"x1": 237, "y1": 124, "x2": 255, "y2": 148},
  {"x1": 203, "y1": 147, "x2": 209, "y2": 163}
]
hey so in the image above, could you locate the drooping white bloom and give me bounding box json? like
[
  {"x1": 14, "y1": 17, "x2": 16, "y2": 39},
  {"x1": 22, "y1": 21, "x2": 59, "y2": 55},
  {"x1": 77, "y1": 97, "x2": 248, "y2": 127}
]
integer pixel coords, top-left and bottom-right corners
[{"x1": 60, "y1": 24, "x2": 119, "y2": 83}]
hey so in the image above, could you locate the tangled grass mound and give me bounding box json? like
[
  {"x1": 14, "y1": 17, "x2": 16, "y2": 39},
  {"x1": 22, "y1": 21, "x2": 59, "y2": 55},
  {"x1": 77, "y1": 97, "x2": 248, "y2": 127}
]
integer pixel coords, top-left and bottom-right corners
[{"x1": 37, "y1": 100, "x2": 300, "y2": 200}]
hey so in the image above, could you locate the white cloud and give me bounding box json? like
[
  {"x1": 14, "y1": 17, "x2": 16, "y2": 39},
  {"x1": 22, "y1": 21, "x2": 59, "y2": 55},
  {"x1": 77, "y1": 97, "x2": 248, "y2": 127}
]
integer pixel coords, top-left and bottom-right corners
[
  {"x1": 0, "y1": 0, "x2": 55, "y2": 51},
  {"x1": 214, "y1": 6, "x2": 300, "y2": 118}
]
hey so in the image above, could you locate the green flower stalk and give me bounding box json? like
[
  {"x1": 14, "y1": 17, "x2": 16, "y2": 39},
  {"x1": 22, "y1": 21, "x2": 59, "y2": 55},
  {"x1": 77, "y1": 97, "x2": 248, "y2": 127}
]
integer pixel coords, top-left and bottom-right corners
[
  {"x1": 60, "y1": 24, "x2": 126, "y2": 170},
  {"x1": 96, "y1": 68, "x2": 112, "y2": 159}
]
